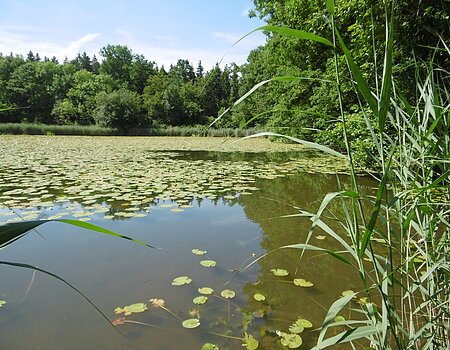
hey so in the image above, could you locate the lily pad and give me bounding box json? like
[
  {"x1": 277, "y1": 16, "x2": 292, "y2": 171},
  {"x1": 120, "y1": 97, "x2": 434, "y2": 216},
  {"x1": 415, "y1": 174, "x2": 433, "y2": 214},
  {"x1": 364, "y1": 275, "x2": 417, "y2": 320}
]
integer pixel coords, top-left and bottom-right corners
[
  {"x1": 0, "y1": 300, "x2": 6, "y2": 307},
  {"x1": 182, "y1": 318, "x2": 200, "y2": 329},
  {"x1": 288, "y1": 322, "x2": 304, "y2": 334},
  {"x1": 293, "y1": 278, "x2": 314, "y2": 287},
  {"x1": 192, "y1": 249, "x2": 207, "y2": 255},
  {"x1": 198, "y1": 287, "x2": 214, "y2": 295},
  {"x1": 193, "y1": 296, "x2": 208, "y2": 305},
  {"x1": 279, "y1": 332, "x2": 302, "y2": 348},
  {"x1": 243, "y1": 333, "x2": 259, "y2": 350},
  {"x1": 341, "y1": 290, "x2": 355, "y2": 297},
  {"x1": 296, "y1": 318, "x2": 313, "y2": 328},
  {"x1": 171, "y1": 276, "x2": 192, "y2": 286},
  {"x1": 253, "y1": 293, "x2": 266, "y2": 301},
  {"x1": 334, "y1": 315, "x2": 346, "y2": 322},
  {"x1": 114, "y1": 303, "x2": 148, "y2": 316},
  {"x1": 200, "y1": 260, "x2": 216, "y2": 268},
  {"x1": 220, "y1": 289, "x2": 236, "y2": 299},
  {"x1": 271, "y1": 268, "x2": 289, "y2": 277},
  {"x1": 201, "y1": 343, "x2": 219, "y2": 350},
  {"x1": 316, "y1": 235, "x2": 326, "y2": 240}
]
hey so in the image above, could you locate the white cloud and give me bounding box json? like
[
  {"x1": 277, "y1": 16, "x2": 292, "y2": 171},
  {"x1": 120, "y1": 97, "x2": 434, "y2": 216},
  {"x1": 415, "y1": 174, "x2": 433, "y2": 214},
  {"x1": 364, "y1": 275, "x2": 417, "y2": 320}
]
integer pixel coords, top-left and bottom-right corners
[
  {"x1": 0, "y1": 27, "x2": 101, "y2": 61},
  {"x1": 62, "y1": 33, "x2": 101, "y2": 59}
]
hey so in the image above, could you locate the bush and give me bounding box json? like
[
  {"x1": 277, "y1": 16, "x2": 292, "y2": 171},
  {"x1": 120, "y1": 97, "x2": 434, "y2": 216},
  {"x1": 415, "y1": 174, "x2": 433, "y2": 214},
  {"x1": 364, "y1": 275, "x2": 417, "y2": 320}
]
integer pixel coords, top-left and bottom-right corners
[{"x1": 94, "y1": 89, "x2": 147, "y2": 132}]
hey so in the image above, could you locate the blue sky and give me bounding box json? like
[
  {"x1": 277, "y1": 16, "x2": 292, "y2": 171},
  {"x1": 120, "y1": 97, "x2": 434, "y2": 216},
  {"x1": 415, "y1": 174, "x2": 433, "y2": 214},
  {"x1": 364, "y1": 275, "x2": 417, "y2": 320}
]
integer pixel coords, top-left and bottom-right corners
[{"x1": 0, "y1": 0, "x2": 266, "y2": 69}]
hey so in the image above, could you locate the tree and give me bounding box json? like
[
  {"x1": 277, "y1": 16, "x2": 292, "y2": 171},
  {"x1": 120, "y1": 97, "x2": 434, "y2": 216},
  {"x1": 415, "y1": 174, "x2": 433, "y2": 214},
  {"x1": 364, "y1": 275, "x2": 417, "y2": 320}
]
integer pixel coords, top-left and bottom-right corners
[
  {"x1": 169, "y1": 59, "x2": 196, "y2": 83},
  {"x1": 99, "y1": 45, "x2": 156, "y2": 93},
  {"x1": 7, "y1": 61, "x2": 63, "y2": 123},
  {"x1": 94, "y1": 88, "x2": 146, "y2": 131},
  {"x1": 52, "y1": 70, "x2": 117, "y2": 125}
]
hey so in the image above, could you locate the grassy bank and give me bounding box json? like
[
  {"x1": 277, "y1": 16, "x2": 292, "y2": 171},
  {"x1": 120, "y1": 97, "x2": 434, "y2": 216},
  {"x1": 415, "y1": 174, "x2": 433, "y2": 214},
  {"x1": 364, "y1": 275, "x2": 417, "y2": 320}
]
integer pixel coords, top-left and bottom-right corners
[{"x1": 0, "y1": 123, "x2": 263, "y2": 137}]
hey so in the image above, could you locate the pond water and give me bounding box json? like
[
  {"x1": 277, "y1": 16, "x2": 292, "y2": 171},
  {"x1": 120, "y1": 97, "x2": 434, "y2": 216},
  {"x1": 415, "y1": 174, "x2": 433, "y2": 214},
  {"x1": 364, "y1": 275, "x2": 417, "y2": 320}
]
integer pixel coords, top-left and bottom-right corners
[{"x1": 0, "y1": 136, "x2": 374, "y2": 350}]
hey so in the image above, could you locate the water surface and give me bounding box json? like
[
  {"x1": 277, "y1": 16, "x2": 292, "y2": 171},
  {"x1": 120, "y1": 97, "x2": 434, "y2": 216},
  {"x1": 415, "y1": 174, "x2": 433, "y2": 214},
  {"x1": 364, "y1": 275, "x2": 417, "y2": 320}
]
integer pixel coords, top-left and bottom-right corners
[{"x1": 0, "y1": 136, "x2": 373, "y2": 349}]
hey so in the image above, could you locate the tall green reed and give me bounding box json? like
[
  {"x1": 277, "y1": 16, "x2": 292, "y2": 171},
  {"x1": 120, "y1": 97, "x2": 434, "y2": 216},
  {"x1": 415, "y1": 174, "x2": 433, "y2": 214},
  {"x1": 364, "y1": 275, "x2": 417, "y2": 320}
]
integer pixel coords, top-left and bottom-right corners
[{"x1": 228, "y1": 0, "x2": 449, "y2": 348}]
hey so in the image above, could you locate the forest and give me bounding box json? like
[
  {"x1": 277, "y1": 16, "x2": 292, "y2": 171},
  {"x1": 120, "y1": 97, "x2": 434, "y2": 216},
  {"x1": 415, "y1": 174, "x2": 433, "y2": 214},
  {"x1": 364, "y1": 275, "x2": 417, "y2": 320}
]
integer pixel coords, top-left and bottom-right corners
[{"x1": 0, "y1": 0, "x2": 448, "y2": 166}]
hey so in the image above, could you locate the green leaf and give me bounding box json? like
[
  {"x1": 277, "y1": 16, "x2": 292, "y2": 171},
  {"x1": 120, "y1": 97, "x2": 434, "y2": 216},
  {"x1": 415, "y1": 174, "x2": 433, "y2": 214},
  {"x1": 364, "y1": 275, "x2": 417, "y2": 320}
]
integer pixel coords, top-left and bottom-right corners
[
  {"x1": 252, "y1": 25, "x2": 333, "y2": 47},
  {"x1": 289, "y1": 322, "x2": 304, "y2": 334},
  {"x1": 243, "y1": 132, "x2": 346, "y2": 159},
  {"x1": 220, "y1": 289, "x2": 236, "y2": 299},
  {"x1": 171, "y1": 276, "x2": 192, "y2": 286},
  {"x1": 192, "y1": 249, "x2": 207, "y2": 255},
  {"x1": 201, "y1": 343, "x2": 219, "y2": 350},
  {"x1": 0, "y1": 219, "x2": 154, "y2": 249},
  {"x1": 198, "y1": 287, "x2": 214, "y2": 295},
  {"x1": 200, "y1": 260, "x2": 216, "y2": 268},
  {"x1": 296, "y1": 318, "x2": 313, "y2": 328},
  {"x1": 0, "y1": 300, "x2": 6, "y2": 307},
  {"x1": 326, "y1": 0, "x2": 335, "y2": 15},
  {"x1": 253, "y1": 293, "x2": 266, "y2": 301},
  {"x1": 271, "y1": 268, "x2": 289, "y2": 276},
  {"x1": 114, "y1": 303, "x2": 147, "y2": 315},
  {"x1": 341, "y1": 290, "x2": 355, "y2": 297},
  {"x1": 293, "y1": 278, "x2": 314, "y2": 287},
  {"x1": 182, "y1": 318, "x2": 200, "y2": 329},
  {"x1": 193, "y1": 296, "x2": 208, "y2": 305},
  {"x1": 243, "y1": 333, "x2": 259, "y2": 350},
  {"x1": 336, "y1": 31, "x2": 378, "y2": 118},
  {"x1": 378, "y1": 9, "x2": 394, "y2": 133},
  {"x1": 279, "y1": 332, "x2": 302, "y2": 348},
  {"x1": 334, "y1": 315, "x2": 346, "y2": 322}
]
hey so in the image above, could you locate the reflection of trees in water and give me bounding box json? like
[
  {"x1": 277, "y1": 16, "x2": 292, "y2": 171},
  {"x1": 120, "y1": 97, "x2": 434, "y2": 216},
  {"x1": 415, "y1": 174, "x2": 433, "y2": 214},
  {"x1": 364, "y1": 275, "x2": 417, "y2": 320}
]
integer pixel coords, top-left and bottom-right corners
[{"x1": 235, "y1": 173, "x2": 373, "y2": 347}]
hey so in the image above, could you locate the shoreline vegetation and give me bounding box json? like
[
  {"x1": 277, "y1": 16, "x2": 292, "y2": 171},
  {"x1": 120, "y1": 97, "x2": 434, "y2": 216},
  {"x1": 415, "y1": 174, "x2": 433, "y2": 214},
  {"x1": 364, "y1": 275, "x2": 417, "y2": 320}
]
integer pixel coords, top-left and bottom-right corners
[{"x1": 0, "y1": 122, "x2": 264, "y2": 137}]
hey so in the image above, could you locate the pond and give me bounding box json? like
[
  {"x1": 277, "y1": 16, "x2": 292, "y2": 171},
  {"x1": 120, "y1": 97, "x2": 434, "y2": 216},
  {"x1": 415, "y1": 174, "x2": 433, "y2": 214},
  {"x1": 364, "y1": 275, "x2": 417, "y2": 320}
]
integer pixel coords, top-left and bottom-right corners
[{"x1": 0, "y1": 136, "x2": 374, "y2": 349}]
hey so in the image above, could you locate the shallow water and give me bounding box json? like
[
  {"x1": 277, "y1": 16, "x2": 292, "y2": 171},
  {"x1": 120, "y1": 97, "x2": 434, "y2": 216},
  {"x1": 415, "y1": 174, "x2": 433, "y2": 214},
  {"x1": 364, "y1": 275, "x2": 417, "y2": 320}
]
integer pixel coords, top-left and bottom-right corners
[{"x1": 0, "y1": 137, "x2": 374, "y2": 349}]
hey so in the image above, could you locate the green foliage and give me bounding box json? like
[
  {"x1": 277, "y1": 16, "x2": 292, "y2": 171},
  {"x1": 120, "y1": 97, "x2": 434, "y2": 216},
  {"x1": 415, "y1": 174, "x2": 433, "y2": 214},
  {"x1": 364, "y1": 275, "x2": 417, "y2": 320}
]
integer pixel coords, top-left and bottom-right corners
[{"x1": 94, "y1": 88, "x2": 146, "y2": 131}]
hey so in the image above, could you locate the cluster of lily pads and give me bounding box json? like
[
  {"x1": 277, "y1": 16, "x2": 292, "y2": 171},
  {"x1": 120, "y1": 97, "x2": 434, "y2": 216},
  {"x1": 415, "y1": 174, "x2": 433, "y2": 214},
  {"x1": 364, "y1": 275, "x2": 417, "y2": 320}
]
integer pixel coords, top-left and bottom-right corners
[
  {"x1": 109, "y1": 246, "x2": 320, "y2": 349},
  {"x1": 0, "y1": 136, "x2": 347, "y2": 224}
]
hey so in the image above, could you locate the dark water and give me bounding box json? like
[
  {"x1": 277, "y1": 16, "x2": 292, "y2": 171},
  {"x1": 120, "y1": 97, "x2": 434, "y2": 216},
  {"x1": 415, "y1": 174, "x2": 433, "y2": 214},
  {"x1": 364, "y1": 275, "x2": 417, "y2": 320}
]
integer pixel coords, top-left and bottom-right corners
[{"x1": 0, "y1": 151, "x2": 375, "y2": 350}]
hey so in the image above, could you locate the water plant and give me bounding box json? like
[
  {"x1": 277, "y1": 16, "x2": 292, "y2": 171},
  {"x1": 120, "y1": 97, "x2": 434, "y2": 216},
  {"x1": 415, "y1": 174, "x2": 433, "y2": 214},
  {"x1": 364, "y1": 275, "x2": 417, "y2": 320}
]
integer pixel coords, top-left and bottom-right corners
[{"x1": 225, "y1": 0, "x2": 449, "y2": 348}]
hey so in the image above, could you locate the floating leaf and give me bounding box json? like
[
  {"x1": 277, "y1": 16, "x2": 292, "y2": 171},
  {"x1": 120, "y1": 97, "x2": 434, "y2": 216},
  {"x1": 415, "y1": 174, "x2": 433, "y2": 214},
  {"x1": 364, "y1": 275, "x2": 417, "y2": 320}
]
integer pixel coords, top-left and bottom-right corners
[
  {"x1": 193, "y1": 296, "x2": 208, "y2": 305},
  {"x1": 192, "y1": 249, "x2": 207, "y2": 256},
  {"x1": 200, "y1": 260, "x2": 216, "y2": 267},
  {"x1": 279, "y1": 332, "x2": 302, "y2": 348},
  {"x1": 296, "y1": 318, "x2": 313, "y2": 328},
  {"x1": 293, "y1": 278, "x2": 314, "y2": 287},
  {"x1": 289, "y1": 322, "x2": 304, "y2": 334},
  {"x1": 170, "y1": 208, "x2": 184, "y2": 213},
  {"x1": 201, "y1": 343, "x2": 219, "y2": 350},
  {"x1": 182, "y1": 318, "x2": 200, "y2": 329},
  {"x1": 271, "y1": 268, "x2": 289, "y2": 276},
  {"x1": 334, "y1": 315, "x2": 346, "y2": 322},
  {"x1": 198, "y1": 287, "x2": 214, "y2": 295},
  {"x1": 341, "y1": 290, "x2": 355, "y2": 297},
  {"x1": 114, "y1": 303, "x2": 147, "y2": 316},
  {"x1": 171, "y1": 276, "x2": 192, "y2": 286},
  {"x1": 253, "y1": 293, "x2": 266, "y2": 301},
  {"x1": 149, "y1": 298, "x2": 165, "y2": 308},
  {"x1": 243, "y1": 333, "x2": 259, "y2": 350},
  {"x1": 0, "y1": 300, "x2": 6, "y2": 307},
  {"x1": 220, "y1": 289, "x2": 236, "y2": 299},
  {"x1": 316, "y1": 235, "x2": 326, "y2": 240}
]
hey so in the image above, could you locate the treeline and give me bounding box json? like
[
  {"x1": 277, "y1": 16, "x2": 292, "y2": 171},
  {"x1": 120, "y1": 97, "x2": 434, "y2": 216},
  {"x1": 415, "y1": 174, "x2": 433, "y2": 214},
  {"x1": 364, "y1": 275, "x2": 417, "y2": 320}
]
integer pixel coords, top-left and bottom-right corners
[
  {"x1": 1, "y1": 0, "x2": 448, "y2": 165},
  {"x1": 0, "y1": 45, "x2": 242, "y2": 131}
]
